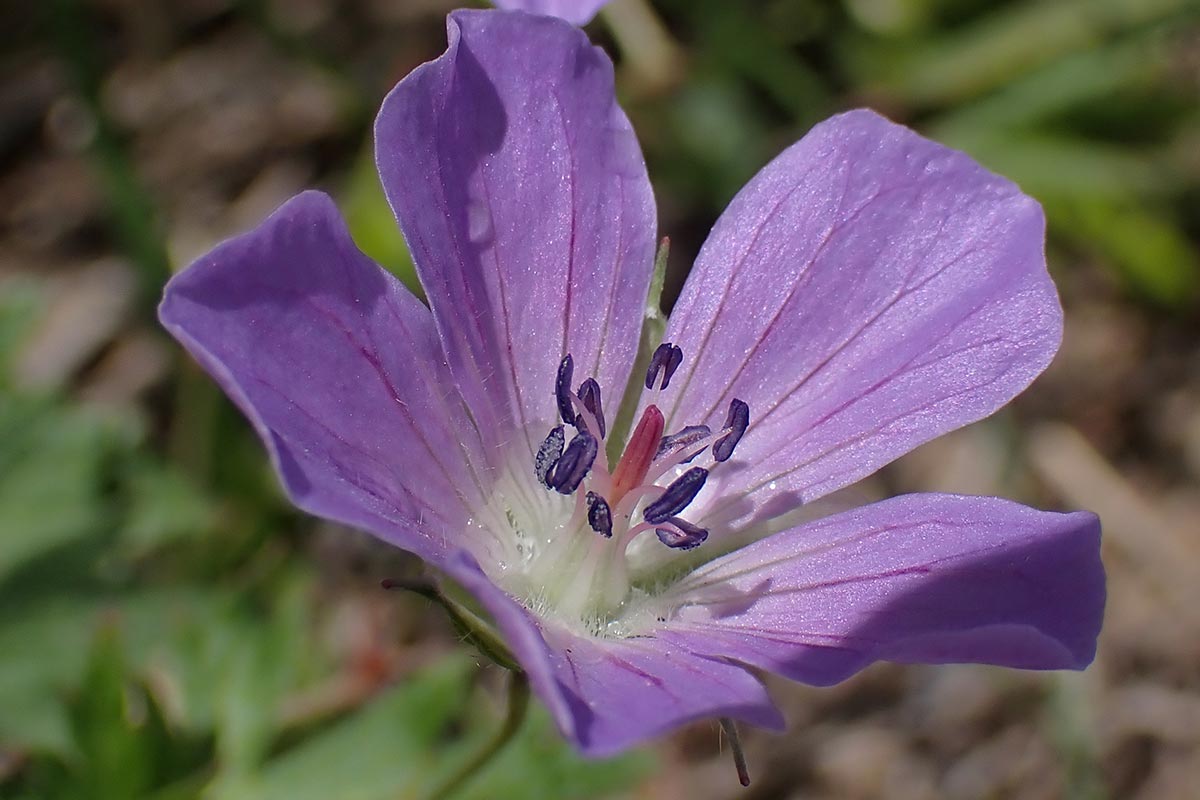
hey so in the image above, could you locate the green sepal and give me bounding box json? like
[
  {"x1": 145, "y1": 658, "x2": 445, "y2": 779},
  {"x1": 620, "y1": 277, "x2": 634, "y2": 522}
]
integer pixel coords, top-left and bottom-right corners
[
  {"x1": 607, "y1": 237, "x2": 670, "y2": 463},
  {"x1": 384, "y1": 577, "x2": 521, "y2": 673}
]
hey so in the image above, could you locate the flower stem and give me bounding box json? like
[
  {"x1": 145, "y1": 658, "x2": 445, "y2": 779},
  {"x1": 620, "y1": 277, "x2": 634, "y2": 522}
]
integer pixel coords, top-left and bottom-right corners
[
  {"x1": 423, "y1": 670, "x2": 531, "y2": 800},
  {"x1": 381, "y1": 577, "x2": 519, "y2": 672},
  {"x1": 719, "y1": 717, "x2": 751, "y2": 787}
]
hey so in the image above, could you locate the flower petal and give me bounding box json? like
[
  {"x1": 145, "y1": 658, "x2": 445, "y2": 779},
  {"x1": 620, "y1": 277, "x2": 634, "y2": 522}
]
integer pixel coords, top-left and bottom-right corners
[
  {"x1": 492, "y1": 0, "x2": 610, "y2": 25},
  {"x1": 376, "y1": 10, "x2": 656, "y2": 457},
  {"x1": 539, "y1": 626, "x2": 784, "y2": 757},
  {"x1": 656, "y1": 494, "x2": 1104, "y2": 685},
  {"x1": 657, "y1": 110, "x2": 1061, "y2": 531},
  {"x1": 442, "y1": 552, "x2": 784, "y2": 756},
  {"x1": 159, "y1": 191, "x2": 491, "y2": 563},
  {"x1": 439, "y1": 551, "x2": 578, "y2": 738}
]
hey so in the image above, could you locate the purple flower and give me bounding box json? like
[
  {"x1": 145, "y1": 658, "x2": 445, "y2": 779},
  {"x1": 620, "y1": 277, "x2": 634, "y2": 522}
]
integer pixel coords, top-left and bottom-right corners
[
  {"x1": 160, "y1": 10, "x2": 1104, "y2": 756},
  {"x1": 492, "y1": 0, "x2": 610, "y2": 25}
]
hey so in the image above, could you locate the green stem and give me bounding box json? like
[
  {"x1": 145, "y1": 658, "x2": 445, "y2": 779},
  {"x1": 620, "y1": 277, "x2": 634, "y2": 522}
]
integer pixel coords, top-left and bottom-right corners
[
  {"x1": 423, "y1": 671, "x2": 530, "y2": 800},
  {"x1": 607, "y1": 237, "x2": 670, "y2": 463},
  {"x1": 381, "y1": 578, "x2": 519, "y2": 672},
  {"x1": 719, "y1": 717, "x2": 751, "y2": 787}
]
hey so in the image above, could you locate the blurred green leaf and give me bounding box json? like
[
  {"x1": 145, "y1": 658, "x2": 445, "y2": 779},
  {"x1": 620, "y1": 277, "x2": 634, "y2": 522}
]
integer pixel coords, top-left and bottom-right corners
[
  {"x1": 455, "y1": 708, "x2": 653, "y2": 800},
  {"x1": 941, "y1": 132, "x2": 1169, "y2": 198},
  {"x1": 927, "y1": 32, "x2": 1175, "y2": 141},
  {"x1": 0, "y1": 578, "x2": 322, "y2": 757},
  {"x1": 119, "y1": 459, "x2": 217, "y2": 556},
  {"x1": 0, "y1": 590, "x2": 224, "y2": 756},
  {"x1": 856, "y1": 0, "x2": 1195, "y2": 105},
  {"x1": 1047, "y1": 194, "x2": 1200, "y2": 308},
  {"x1": 691, "y1": 0, "x2": 830, "y2": 124},
  {"x1": 662, "y1": 77, "x2": 773, "y2": 205},
  {"x1": 210, "y1": 658, "x2": 474, "y2": 800},
  {"x1": 68, "y1": 626, "x2": 155, "y2": 800},
  {"x1": 1046, "y1": 673, "x2": 1105, "y2": 800},
  {"x1": 0, "y1": 601, "x2": 92, "y2": 753},
  {"x1": 210, "y1": 657, "x2": 650, "y2": 800},
  {"x1": 0, "y1": 399, "x2": 127, "y2": 582},
  {"x1": 0, "y1": 281, "x2": 39, "y2": 383},
  {"x1": 211, "y1": 572, "x2": 316, "y2": 780}
]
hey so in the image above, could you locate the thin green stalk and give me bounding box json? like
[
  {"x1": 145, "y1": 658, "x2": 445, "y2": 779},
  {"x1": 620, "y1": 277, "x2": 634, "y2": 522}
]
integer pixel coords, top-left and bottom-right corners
[
  {"x1": 719, "y1": 717, "x2": 751, "y2": 787},
  {"x1": 381, "y1": 578, "x2": 519, "y2": 672},
  {"x1": 607, "y1": 237, "x2": 670, "y2": 462},
  {"x1": 423, "y1": 671, "x2": 530, "y2": 800}
]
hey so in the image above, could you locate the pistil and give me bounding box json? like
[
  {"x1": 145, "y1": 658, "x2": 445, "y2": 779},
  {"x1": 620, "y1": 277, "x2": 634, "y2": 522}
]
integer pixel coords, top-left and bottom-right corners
[
  {"x1": 518, "y1": 346, "x2": 750, "y2": 627},
  {"x1": 609, "y1": 404, "x2": 664, "y2": 501}
]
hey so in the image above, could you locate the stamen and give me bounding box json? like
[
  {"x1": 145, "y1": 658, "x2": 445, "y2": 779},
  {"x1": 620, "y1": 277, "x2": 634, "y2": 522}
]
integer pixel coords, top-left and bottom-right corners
[
  {"x1": 643, "y1": 466, "x2": 708, "y2": 524},
  {"x1": 534, "y1": 425, "x2": 565, "y2": 489},
  {"x1": 586, "y1": 491, "x2": 613, "y2": 538},
  {"x1": 555, "y1": 354, "x2": 575, "y2": 425},
  {"x1": 654, "y1": 516, "x2": 709, "y2": 550},
  {"x1": 644, "y1": 342, "x2": 683, "y2": 390},
  {"x1": 713, "y1": 398, "x2": 749, "y2": 462},
  {"x1": 656, "y1": 425, "x2": 711, "y2": 462},
  {"x1": 550, "y1": 430, "x2": 598, "y2": 495},
  {"x1": 576, "y1": 378, "x2": 606, "y2": 438}
]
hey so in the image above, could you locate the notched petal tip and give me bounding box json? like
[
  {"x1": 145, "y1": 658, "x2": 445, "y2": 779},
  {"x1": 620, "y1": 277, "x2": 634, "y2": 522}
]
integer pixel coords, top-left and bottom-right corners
[
  {"x1": 489, "y1": 0, "x2": 612, "y2": 26},
  {"x1": 658, "y1": 104, "x2": 1063, "y2": 521},
  {"x1": 159, "y1": 190, "x2": 484, "y2": 563},
  {"x1": 377, "y1": 8, "x2": 655, "y2": 456}
]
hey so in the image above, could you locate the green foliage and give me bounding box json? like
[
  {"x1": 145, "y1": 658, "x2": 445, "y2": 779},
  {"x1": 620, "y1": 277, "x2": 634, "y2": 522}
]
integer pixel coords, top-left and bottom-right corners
[
  {"x1": 212, "y1": 659, "x2": 650, "y2": 800},
  {"x1": 0, "y1": 394, "x2": 127, "y2": 581}
]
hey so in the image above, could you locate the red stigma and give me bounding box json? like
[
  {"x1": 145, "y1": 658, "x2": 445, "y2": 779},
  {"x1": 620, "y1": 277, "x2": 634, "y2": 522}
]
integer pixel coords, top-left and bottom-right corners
[{"x1": 610, "y1": 404, "x2": 665, "y2": 502}]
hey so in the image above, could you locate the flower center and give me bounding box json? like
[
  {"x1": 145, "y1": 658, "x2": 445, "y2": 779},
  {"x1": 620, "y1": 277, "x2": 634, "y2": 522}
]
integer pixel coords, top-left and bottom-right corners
[{"x1": 505, "y1": 343, "x2": 749, "y2": 630}]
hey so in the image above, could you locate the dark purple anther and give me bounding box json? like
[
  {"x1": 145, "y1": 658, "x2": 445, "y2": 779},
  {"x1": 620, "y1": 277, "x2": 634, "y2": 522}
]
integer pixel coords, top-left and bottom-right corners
[
  {"x1": 577, "y1": 378, "x2": 606, "y2": 438},
  {"x1": 643, "y1": 466, "x2": 708, "y2": 524},
  {"x1": 644, "y1": 342, "x2": 684, "y2": 390},
  {"x1": 556, "y1": 354, "x2": 575, "y2": 425},
  {"x1": 656, "y1": 425, "x2": 711, "y2": 462},
  {"x1": 550, "y1": 430, "x2": 598, "y2": 495},
  {"x1": 654, "y1": 517, "x2": 709, "y2": 550},
  {"x1": 534, "y1": 425, "x2": 565, "y2": 489},
  {"x1": 713, "y1": 398, "x2": 749, "y2": 462},
  {"x1": 586, "y1": 491, "x2": 613, "y2": 538}
]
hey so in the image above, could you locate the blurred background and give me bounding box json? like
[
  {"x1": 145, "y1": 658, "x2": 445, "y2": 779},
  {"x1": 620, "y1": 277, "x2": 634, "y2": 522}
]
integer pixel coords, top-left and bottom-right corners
[{"x1": 1, "y1": 0, "x2": 1198, "y2": 797}]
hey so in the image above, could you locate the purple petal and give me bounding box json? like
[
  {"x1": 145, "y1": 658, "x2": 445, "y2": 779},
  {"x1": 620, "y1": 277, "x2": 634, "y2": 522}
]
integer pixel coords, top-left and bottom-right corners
[
  {"x1": 492, "y1": 0, "x2": 611, "y2": 25},
  {"x1": 538, "y1": 626, "x2": 783, "y2": 757},
  {"x1": 656, "y1": 494, "x2": 1104, "y2": 685},
  {"x1": 376, "y1": 10, "x2": 655, "y2": 457},
  {"x1": 657, "y1": 110, "x2": 1061, "y2": 530},
  {"x1": 439, "y1": 552, "x2": 578, "y2": 737},
  {"x1": 159, "y1": 191, "x2": 492, "y2": 564},
  {"x1": 441, "y1": 552, "x2": 784, "y2": 756}
]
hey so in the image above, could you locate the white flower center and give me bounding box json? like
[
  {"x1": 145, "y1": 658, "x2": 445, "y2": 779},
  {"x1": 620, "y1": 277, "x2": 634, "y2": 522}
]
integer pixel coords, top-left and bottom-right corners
[{"x1": 465, "y1": 345, "x2": 750, "y2": 636}]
